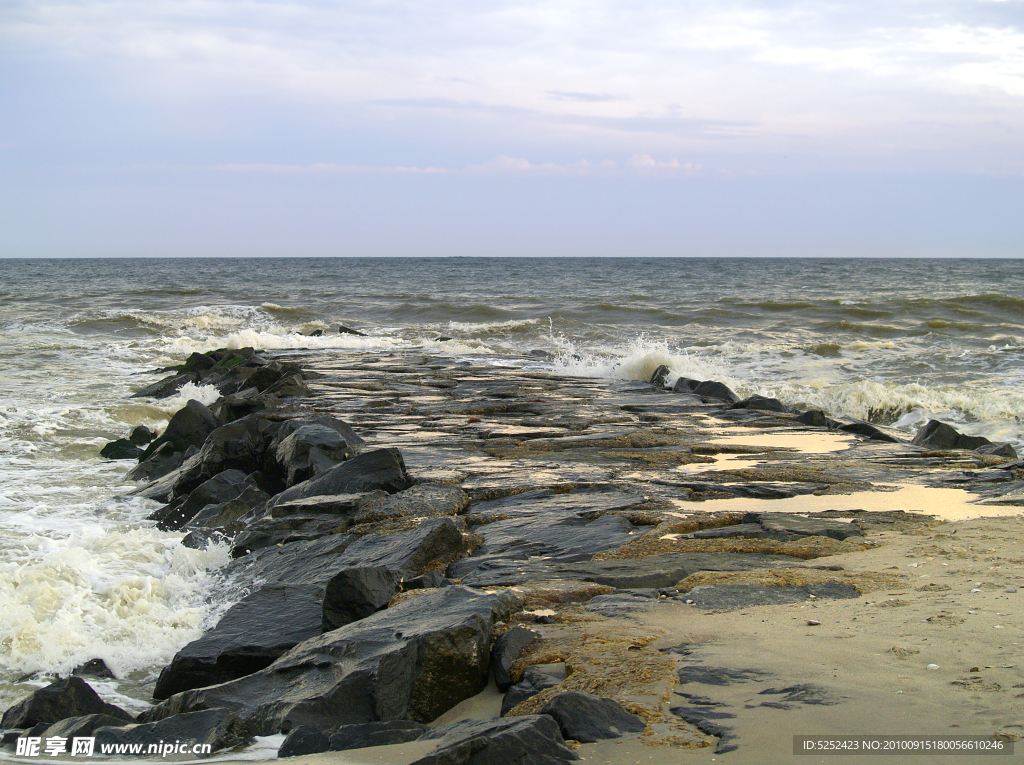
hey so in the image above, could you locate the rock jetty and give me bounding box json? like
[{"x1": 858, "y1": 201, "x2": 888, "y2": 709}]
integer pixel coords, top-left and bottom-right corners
[{"x1": 3, "y1": 348, "x2": 1021, "y2": 760}]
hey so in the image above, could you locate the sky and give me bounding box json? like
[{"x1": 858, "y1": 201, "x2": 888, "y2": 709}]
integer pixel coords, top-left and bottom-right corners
[{"x1": 1, "y1": 0, "x2": 1022, "y2": 257}]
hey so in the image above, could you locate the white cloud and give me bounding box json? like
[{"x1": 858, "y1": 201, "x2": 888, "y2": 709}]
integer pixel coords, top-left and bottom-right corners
[{"x1": 2, "y1": 1, "x2": 1023, "y2": 172}]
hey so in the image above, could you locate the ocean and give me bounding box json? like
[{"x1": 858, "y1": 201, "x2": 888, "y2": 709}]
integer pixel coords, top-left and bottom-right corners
[{"x1": 1, "y1": 256, "x2": 1022, "y2": 715}]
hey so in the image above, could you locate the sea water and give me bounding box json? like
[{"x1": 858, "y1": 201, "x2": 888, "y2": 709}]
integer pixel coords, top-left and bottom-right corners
[{"x1": 1, "y1": 256, "x2": 1022, "y2": 710}]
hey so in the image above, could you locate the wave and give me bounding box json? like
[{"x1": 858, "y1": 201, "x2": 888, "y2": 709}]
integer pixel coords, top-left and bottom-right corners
[
  {"x1": 442, "y1": 318, "x2": 541, "y2": 335},
  {"x1": 769, "y1": 379, "x2": 1024, "y2": 446},
  {"x1": 164, "y1": 329, "x2": 405, "y2": 355},
  {"x1": 549, "y1": 337, "x2": 742, "y2": 391},
  {"x1": 0, "y1": 524, "x2": 229, "y2": 686}
]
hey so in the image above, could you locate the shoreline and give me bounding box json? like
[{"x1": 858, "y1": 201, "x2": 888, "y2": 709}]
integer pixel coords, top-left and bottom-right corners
[{"x1": 3, "y1": 347, "x2": 1022, "y2": 763}]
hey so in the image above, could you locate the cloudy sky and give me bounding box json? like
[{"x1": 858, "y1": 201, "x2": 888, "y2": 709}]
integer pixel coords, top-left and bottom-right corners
[{"x1": 2, "y1": 0, "x2": 1022, "y2": 257}]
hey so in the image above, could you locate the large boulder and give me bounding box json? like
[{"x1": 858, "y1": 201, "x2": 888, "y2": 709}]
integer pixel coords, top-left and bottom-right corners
[
  {"x1": 491, "y1": 628, "x2": 539, "y2": 692},
  {"x1": 913, "y1": 419, "x2": 1016, "y2": 458},
  {"x1": 143, "y1": 587, "x2": 520, "y2": 735},
  {"x1": 692, "y1": 381, "x2": 740, "y2": 404},
  {"x1": 38, "y1": 713, "x2": 134, "y2": 741},
  {"x1": 540, "y1": 691, "x2": 646, "y2": 743},
  {"x1": 140, "y1": 400, "x2": 219, "y2": 460},
  {"x1": 168, "y1": 417, "x2": 282, "y2": 499},
  {"x1": 132, "y1": 372, "x2": 197, "y2": 399},
  {"x1": 153, "y1": 585, "x2": 326, "y2": 700},
  {"x1": 269, "y1": 420, "x2": 364, "y2": 488},
  {"x1": 149, "y1": 469, "x2": 256, "y2": 531},
  {"x1": 501, "y1": 664, "x2": 567, "y2": 716},
  {"x1": 156, "y1": 521, "x2": 465, "y2": 699},
  {"x1": 329, "y1": 720, "x2": 430, "y2": 751},
  {"x1": 93, "y1": 708, "x2": 251, "y2": 757},
  {"x1": 154, "y1": 535, "x2": 356, "y2": 699},
  {"x1": 413, "y1": 715, "x2": 578, "y2": 765},
  {"x1": 322, "y1": 566, "x2": 400, "y2": 631},
  {"x1": 269, "y1": 448, "x2": 412, "y2": 507},
  {"x1": 1, "y1": 677, "x2": 134, "y2": 730},
  {"x1": 338, "y1": 517, "x2": 467, "y2": 580}
]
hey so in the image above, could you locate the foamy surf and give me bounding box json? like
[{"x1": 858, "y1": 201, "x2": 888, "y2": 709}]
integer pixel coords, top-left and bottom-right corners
[{"x1": 0, "y1": 524, "x2": 230, "y2": 707}]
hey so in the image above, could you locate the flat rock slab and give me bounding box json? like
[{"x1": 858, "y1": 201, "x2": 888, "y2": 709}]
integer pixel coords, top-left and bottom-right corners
[
  {"x1": 144, "y1": 587, "x2": 519, "y2": 736},
  {"x1": 455, "y1": 552, "x2": 799, "y2": 589},
  {"x1": 682, "y1": 583, "x2": 861, "y2": 611}
]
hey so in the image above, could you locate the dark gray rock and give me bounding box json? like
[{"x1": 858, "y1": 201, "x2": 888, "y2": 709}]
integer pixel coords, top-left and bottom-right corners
[
  {"x1": 977, "y1": 442, "x2": 1019, "y2": 459},
  {"x1": 672, "y1": 377, "x2": 700, "y2": 392},
  {"x1": 649, "y1": 365, "x2": 671, "y2": 389},
  {"x1": 683, "y1": 523, "x2": 779, "y2": 541},
  {"x1": 100, "y1": 438, "x2": 141, "y2": 460},
  {"x1": 837, "y1": 421, "x2": 900, "y2": 443},
  {"x1": 270, "y1": 420, "x2": 363, "y2": 488},
  {"x1": 269, "y1": 448, "x2": 411, "y2": 508},
  {"x1": 449, "y1": 512, "x2": 635, "y2": 582},
  {"x1": 501, "y1": 664, "x2": 567, "y2": 716},
  {"x1": 126, "y1": 443, "x2": 194, "y2": 484},
  {"x1": 356, "y1": 484, "x2": 471, "y2": 523},
  {"x1": 328, "y1": 720, "x2": 429, "y2": 751},
  {"x1": 731, "y1": 395, "x2": 790, "y2": 413},
  {"x1": 150, "y1": 469, "x2": 254, "y2": 531},
  {"x1": 168, "y1": 417, "x2": 282, "y2": 499},
  {"x1": 456, "y1": 552, "x2": 799, "y2": 589},
  {"x1": 338, "y1": 517, "x2": 467, "y2": 580},
  {"x1": 181, "y1": 529, "x2": 229, "y2": 550},
  {"x1": 155, "y1": 535, "x2": 358, "y2": 697},
  {"x1": 669, "y1": 705, "x2": 737, "y2": 754},
  {"x1": 540, "y1": 691, "x2": 645, "y2": 743},
  {"x1": 269, "y1": 492, "x2": 369, "y2": 519},
  {"x1": 749, "y1": 513, "x2": 863, "y2": 541},
  {"x1": 185, "y1": 484, "x2": 271, "y2": 531},
  {"x1": 143, "y1": 587, "x2": 520, "y2": 735},
  {"x1": 491, "y1": 628, "x2": 539, "y2": 691},
  {"x1": 795, "y1": 410, "x2": 828, "y2": 427},
  {"x1": 584, "y1": 590, "x2": 666, "y2": 617},
  {"x1": 413, "y1": 715, "x2": 578, "y2": 765},
  {"x1": 692, "y1": 381, "x2": 740, "y2": 403},
  {"x1": 94, "y1": 708, "x2": 251, "y2": 757},
  {"x1": 129, "y1": 424, "x2": 155, "y2": 446},
  {"x1": 39, "y1": 713, "x2": 136, "y2": 741},
  {"x1": 153, "y1": 585, "x2": 326, "y2": 700},
  {"x1": 322, "y1": 566, "x2": 400, "y2": 631},
  {"x1": 229, "y1": 514, "x2": 349, "y2": 556},
  {"x1": 132, "y1": 372, "x2": 198, "y2": 399},
  {"x1": 277, "y1": 725, "x2": 331, "y2": 758},
  {"x1": 71, "y1": 658, "x2": 115, "y2": 680},
  {"x1": 1, "y1": 677, "x2": 134, "y2": 729},
  {"x1": 401, "y1": 572, "x2": 450, "y2": 591},
  {"x1": 141, "y1": 400, "x2": 220, "y2": 460}
]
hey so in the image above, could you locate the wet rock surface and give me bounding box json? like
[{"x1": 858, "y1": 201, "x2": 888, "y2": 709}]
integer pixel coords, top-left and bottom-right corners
[
  {"x1": 11, "y1": 349, "x2": 1015, "y2": 760},
  {"x1": 1, "y1": 678, "x2": 134, "y2": 730}
]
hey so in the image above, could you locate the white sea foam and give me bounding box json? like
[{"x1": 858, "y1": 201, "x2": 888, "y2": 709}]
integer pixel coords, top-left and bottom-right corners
[
  {"x1": 443, "y1": 318, "x2": 541, "y2": 334},
  {"x1": 153, "y1": 382, "x2": 223, "y2": 414},
  {"x1": 164, "y1": 329, "x2": 406, "y2": 355},
  {"x1": 0, "y1": 525, "x2": 230, "y2": 689},
  {"x1": 549, "y1": 337, "x2": 744, "y2": 390}
]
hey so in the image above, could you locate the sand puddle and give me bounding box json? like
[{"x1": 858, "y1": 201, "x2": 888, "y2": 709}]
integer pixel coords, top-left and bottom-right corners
[{"x1": 667, "y1": 482, "x2": 1016, "y2": 522}]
